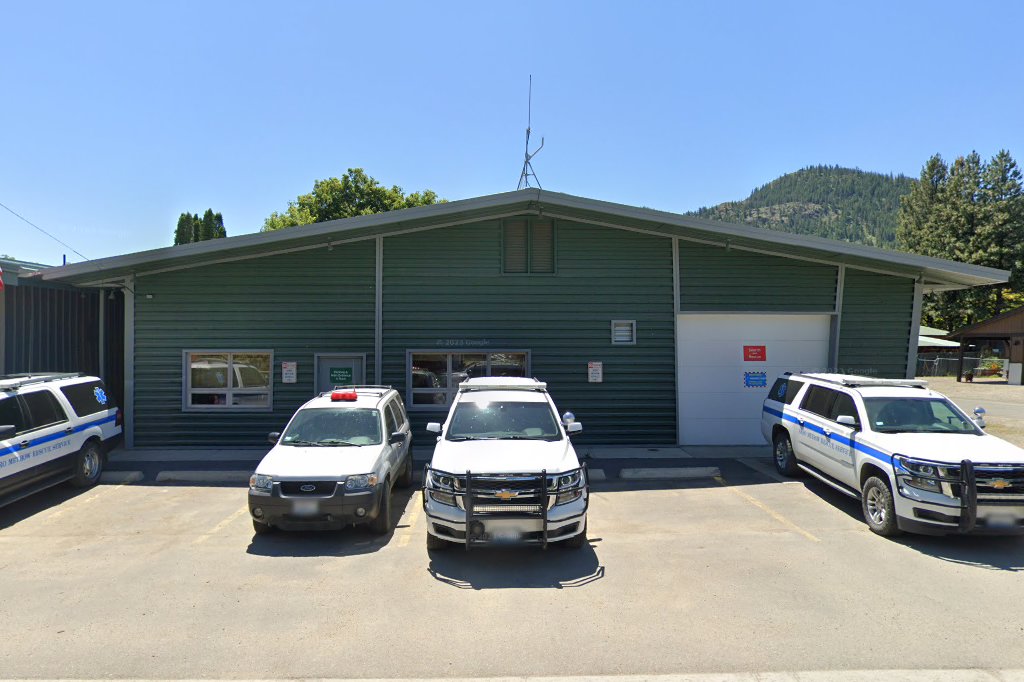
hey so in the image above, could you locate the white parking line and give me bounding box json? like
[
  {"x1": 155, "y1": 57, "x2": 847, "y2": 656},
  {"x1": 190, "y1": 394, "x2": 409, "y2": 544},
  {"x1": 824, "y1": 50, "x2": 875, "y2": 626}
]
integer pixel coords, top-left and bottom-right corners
[{"x1": 39, "y1": 481, "x2": 132, "y2": 523}]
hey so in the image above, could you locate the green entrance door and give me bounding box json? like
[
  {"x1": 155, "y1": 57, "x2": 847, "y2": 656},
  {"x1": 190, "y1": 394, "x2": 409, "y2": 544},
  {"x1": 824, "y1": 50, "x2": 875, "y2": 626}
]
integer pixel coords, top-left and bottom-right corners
[{"x1": 314, "y1": 354, "x2": 365, "y2": 394}]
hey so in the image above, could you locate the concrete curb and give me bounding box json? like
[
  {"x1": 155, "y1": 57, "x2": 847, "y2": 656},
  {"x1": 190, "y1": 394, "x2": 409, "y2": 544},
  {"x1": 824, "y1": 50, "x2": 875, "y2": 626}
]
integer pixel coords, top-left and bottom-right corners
[
  {"x1": 620, "y1": 466, "x2": 720, "y2": 481},
  {"x1": 99, "y1": 471, "x2": 144, "y2": 484},
  {"x1": 587, "y1": 469, "x2": 606, "y2": 482},
  {"x1": 154, "y1": 470, "x2": 252, "y2": 484}
]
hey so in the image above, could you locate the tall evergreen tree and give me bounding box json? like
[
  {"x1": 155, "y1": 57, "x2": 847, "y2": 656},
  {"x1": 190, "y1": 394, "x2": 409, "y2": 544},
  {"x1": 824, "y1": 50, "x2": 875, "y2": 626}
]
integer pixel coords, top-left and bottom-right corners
[
  {"x1": 173, "y1": 213, "x2": 194, "y2": 245},
  {"x1": 897, "y1": 150, "x2": 1024, "y2": 329}
]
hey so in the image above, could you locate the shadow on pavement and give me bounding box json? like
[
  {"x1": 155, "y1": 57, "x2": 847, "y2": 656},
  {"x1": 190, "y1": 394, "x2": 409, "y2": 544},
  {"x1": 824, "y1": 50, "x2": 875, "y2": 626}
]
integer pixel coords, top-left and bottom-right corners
[
  {"x1": 426, "y1": 542, "x2": 604, "y2": 589},
  {"x1": 0, "y1": 483, "x2": 97, "y2": 530},
  {"x1": 245, "y1": 486, "x2": 417, "y2": 558},
  {"x1": 798, "y1": 475, "x2": 1024, "y2": 571}
]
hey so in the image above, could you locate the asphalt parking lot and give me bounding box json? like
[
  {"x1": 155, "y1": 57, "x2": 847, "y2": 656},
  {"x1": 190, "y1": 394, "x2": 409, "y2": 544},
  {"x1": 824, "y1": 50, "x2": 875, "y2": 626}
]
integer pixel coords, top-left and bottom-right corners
[{"x1": 3, "y1": 461, "x2": 1024, "y2": 680}]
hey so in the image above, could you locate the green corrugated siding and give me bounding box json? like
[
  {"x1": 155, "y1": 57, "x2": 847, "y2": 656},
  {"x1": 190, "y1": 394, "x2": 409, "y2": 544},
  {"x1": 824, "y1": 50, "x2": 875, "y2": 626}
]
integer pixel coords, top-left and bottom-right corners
[
  {"x1": 679, "y1": 243, "x2": 837, "y2": 311},
  {"x1": 133, "y1": 243, "x2": 376, "y2": 446},
  {"x1": 838, "y1": 269, "x2": 914, "y2": 378},
  {"x1": 383, "y1": 219, "x2": 676, "y2": 444}
]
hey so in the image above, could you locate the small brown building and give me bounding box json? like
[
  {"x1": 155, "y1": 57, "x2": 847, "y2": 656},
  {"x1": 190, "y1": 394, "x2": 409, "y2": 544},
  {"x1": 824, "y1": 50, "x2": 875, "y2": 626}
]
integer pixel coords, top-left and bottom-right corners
[{"x1": 949, "y1": 306, "x2": 1024, "y2": 384}]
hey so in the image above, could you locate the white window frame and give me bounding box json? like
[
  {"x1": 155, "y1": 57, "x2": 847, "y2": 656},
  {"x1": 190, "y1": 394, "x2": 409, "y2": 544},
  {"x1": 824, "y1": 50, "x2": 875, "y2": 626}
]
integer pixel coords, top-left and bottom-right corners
[
  {"x1": 406, "y1": 349, "x2": 532, "y2": 411},
  {"x1": 611, "y1": 320, "x2": 637, "y2": 345},
  {"x1": 182, "y1": 350, "x2": 274, "y2": 412}
]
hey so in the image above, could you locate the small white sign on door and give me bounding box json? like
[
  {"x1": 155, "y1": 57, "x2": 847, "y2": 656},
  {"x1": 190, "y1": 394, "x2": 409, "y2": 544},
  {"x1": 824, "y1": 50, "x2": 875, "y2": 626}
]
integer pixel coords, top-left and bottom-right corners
[
  {"x1": 281, "y1": 361, "x2": 298, "y2": 384},
  {"x1": 588, "y1": 361, "x2": 603, "y2": 383}
]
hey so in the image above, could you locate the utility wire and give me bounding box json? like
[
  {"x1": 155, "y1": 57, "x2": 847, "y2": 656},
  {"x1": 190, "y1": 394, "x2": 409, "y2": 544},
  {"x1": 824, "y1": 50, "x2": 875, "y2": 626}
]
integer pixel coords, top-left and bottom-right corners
[{"x1": 0, "y1": 200, "x2": 89, "y2": 261}]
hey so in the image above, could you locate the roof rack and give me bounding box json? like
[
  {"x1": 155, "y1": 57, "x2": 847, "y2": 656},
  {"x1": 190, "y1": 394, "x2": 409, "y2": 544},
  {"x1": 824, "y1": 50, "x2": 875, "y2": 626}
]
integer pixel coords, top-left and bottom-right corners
[
  {"x1": 803, "y1": 374, "x2": 928, "y2": 389},
  {"x1": 0, "y1": 372, "x2": 85, "y2": 391},
  {"x1": 458, "y1": 379, "x2": 547, "y2": 392}
]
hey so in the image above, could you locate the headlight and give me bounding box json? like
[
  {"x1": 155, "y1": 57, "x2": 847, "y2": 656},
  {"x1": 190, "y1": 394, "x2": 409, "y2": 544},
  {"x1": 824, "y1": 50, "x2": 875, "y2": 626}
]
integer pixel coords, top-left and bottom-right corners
[
  {"x1": 555, "y1": 490, "x2": 583, "y2": 506},
  {"x1": 345, "y1": 473, "x2": 379, "y2": 490},
  {"x1": 428, "y1": 471, "x2": 455, "y2": 489},
  {"x1": 549, "y1": 469, "x2": 583, "y2": 490},
  {"x1": 893, "y1": 456, "x2": 959, "y2": 496},
  {"x1": 429, "y1": 491, "x2": 457, "y2": 506},
  {"x1": 249, "y1": 473, "x2": 273, "y2": 492}
]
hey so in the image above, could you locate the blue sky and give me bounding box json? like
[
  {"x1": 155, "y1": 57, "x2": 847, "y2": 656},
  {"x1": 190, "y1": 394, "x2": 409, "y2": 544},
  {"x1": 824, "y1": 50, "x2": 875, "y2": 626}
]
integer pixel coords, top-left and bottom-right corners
[{"x1": 3, "y1": 1, "x2": 1023, "y2": 265}]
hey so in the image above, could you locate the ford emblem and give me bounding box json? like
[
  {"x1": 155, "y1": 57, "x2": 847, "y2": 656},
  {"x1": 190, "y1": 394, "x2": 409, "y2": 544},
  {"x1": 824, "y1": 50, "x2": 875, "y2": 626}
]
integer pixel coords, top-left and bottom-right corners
[{"x1": 300, "y1": 484, "x2": 316, "y2": 492}]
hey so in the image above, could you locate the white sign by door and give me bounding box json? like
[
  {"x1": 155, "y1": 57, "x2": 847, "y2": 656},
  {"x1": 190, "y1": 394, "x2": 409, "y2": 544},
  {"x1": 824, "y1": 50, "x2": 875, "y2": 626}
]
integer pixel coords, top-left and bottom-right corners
[
  {"x1": 588, "y1": 361, "x2": 603, "y2": 383},
  {"x1": 281, "y1": 361, "x2": 297, "y2": 384}
]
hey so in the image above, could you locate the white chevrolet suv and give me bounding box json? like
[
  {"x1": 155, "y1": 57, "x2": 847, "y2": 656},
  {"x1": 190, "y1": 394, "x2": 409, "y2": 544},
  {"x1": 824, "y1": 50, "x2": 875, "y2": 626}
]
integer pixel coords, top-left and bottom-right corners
[
  {"x1": 423, "y1": 377, "x2": 589, "y2": 550},
  {"x1": 248, "y1": 386, "x2": 413, "y2": 535},
  {"x1": 762, "y1": 373, "x2": 1024, "y2": 537}
]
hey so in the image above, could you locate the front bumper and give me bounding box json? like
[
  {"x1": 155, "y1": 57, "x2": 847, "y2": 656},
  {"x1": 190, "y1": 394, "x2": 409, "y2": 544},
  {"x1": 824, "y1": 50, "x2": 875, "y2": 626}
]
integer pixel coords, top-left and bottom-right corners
[
  {"x1": 423, "y1": 467, "x2": 589, "y2": 547},
  {"x1": 248, "y1": 483, "x2": 381, "y2": 531},
  {"x1": 893, "y1": 459, "x2": 1024, "y2": 536}
]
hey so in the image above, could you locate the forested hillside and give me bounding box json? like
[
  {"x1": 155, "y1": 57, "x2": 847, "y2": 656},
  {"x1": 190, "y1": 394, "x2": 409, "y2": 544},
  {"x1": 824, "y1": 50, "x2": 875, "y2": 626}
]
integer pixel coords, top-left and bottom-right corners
[{"x1": 692, "y1": 166, "x2": 915, "y2": 247}]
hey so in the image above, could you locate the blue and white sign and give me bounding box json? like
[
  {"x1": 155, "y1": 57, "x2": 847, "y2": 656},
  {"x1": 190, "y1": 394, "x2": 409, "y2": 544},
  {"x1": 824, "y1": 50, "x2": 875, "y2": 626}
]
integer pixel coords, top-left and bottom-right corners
[
  {"x1": 743, "y1": 371, "x2": 768, "y2": 388},
  {"x1": 93, "y1": 387, "x2": 108, "y2": 405}
]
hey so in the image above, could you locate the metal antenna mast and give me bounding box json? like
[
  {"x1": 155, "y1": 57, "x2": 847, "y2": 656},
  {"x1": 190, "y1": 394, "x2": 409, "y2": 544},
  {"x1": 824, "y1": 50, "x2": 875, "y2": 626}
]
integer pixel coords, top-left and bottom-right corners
[{"x1": 517, "y1": 75, "x2": 544, "y2": 190}]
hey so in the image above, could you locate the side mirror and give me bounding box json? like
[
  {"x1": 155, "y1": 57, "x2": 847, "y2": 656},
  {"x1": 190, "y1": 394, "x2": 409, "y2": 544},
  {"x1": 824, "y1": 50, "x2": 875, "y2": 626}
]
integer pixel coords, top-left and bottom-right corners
[
  {"x1": 0, "y1": 424, "x2": 16, "y2": 440},
  {"x1": 561, "y1": 411, "x2": 576, "y2": 425},
  {"x1": 974, "y1": 407, "x2": 987, "y2": 429},
  {"x1": 836, "y1": 415, "x2": 858, "y2": 428},
  {"x1": 566, "y1": 422, "x2": 583, "y2": 434},
  {"x1": 267, "y1": 431, "x2": 280, "y2": 444},
  {"x1": 426, "y1": 422, "x2": 441, "y2": 434},
  {"x1": 389, "y1": 431, "x2": 405, "y2": 445}
]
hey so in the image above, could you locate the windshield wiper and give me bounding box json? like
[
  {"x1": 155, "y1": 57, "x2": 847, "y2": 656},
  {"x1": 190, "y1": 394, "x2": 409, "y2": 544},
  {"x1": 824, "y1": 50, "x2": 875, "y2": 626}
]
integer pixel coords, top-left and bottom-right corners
[
  {"x1": 498, "y1": 435, "x2": 558, "y2": 440},
  {"x1": 317, "y1": 439, "x2": 357, "y2": 446},
  {"x1": 447, "y1": 436, "x2": 494, "y2": 441},
  {"x1": 282, "y1": 438, "x2": 323, "y2": 446}
]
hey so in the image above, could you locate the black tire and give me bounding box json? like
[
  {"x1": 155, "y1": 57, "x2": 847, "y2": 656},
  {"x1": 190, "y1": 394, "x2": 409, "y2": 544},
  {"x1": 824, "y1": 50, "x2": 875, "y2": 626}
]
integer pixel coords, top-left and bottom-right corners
[
  {"x1": 252, "y1": 519, "x2": 274, "y2": 535},
  {"x1": 861, "y1": 476, "x2": 902, "y2": 537},
  {"x1": 70, "y1": 441, "x2": 103, "y2": 487},
  {"x1": 772, "y1": 431, "x2": 800, "y2": 477},
  {"x1": 397, "y1": 452, "x2": 413, "y2": 489},
  {"x1": 369, "y1": 481, "x2": 392, "y2": 535},
  {"x1": 561, "y1": 521, "x2": 588, "y2": 549},
  {"x1": 426, "y1": 531, "x2": 451, "y2": 551}
]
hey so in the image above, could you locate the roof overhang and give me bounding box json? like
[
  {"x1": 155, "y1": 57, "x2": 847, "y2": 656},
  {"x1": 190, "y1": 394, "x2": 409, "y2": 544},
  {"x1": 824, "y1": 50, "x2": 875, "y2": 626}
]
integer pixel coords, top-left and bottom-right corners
[{"x1": 28, "y1": 189, "x2": 1010, "y2": 291}]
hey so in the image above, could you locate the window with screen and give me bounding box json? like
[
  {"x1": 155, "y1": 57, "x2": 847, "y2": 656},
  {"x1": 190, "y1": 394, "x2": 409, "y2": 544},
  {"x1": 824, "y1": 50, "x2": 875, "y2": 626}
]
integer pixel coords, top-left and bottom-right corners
[
  {"x1": 184, "y1": 351, "x2": 273, "y2": 411},
  {"x1": 503, "y1": 218, "x2": 555, "y2": 274},
  {"x1": 408, "y1": 350, "x2": 529, "y2": 409}
]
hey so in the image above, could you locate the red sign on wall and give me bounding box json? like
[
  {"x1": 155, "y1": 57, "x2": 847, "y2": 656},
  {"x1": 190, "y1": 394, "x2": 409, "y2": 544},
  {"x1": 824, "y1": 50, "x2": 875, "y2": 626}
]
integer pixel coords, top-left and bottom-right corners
[{"x1": 743, "y1": 345, "x2": 767, "y2": 362}]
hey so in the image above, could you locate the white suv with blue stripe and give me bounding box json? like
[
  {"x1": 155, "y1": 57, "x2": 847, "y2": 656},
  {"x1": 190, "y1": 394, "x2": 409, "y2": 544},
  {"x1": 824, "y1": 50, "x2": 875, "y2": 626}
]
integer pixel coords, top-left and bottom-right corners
[
  {"x1": 0, "y1": 373, "x2": 122, "y2": 508},
  {"x1": 762, "y1": 373, "x2": 1024, "y2": 536}
]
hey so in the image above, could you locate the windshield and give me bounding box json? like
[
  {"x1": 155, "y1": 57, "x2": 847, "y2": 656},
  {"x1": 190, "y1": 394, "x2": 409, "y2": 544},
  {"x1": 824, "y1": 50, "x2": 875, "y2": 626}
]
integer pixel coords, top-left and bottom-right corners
[
  {"x1": 446, "y1": 400, "x2": 562, "y2": 441},
  {"x1": 862, "y1": 397, "x2": 979, "y2": 435},
  {"x1": 280, "y1": 407, "x2": 382, "y2": 446}
]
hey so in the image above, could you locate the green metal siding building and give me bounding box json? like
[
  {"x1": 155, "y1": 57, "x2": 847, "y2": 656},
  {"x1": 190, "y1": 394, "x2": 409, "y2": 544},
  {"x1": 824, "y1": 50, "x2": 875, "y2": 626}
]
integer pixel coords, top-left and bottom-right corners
[{"x1": 35, "y1": 189, "x2": 1008, "y2": 447}]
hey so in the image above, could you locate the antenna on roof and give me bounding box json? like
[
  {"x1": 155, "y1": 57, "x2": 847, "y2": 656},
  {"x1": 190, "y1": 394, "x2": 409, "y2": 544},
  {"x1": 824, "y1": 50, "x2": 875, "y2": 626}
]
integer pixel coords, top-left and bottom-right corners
[{"x1": 517, "y1": 75, "x2": 544, "y2": 190}]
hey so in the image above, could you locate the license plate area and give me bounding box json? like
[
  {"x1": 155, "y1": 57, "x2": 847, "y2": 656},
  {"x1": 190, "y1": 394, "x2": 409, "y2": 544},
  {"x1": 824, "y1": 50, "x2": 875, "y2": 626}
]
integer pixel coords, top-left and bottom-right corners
[
  {"x1": 489, "y1": 528, "x2": 523, "y2": 543},
  {"x1": 985, "y1": 513, "x2": 1017, "y2": 529},
  {"x1": 292, "y1": 499, "x2": 320, "y2": 517}
]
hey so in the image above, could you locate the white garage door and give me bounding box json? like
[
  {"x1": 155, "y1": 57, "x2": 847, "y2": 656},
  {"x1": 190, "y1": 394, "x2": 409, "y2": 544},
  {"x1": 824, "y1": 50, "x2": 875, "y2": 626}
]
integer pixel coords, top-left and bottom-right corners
[{"x1": 677, "y1": 314, "x2": 831, "y2": 445}]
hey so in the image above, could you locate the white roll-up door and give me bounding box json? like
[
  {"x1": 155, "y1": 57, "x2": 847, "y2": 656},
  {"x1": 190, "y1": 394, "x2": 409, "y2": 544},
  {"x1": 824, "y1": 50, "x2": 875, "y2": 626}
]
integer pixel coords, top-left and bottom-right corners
[{"x1": 677, "y1": 314, "x2": 831, "y2": 445}]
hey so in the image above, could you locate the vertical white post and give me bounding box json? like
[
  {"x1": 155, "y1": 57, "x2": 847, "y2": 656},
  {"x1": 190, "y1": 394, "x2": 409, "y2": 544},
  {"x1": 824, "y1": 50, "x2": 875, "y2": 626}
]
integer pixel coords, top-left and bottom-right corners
[
  {"x1": 375, "y1": 236, "x2": 383, "y2": 385},
  {"x1": 672, "y1": 237, "x2": 682, "y2": 445},
  {"x1": 907, "y1": 279, "x2": 924, "y2": 379},
  {"x1": 123, "y1": 277, "x2": 135, "y2": 448},
  {"x1": 829, "y1": 265, "x2": 846, "y2": 371},
  {"x1": 98, "y1": 288, "x2": 106, "y2": 380}
]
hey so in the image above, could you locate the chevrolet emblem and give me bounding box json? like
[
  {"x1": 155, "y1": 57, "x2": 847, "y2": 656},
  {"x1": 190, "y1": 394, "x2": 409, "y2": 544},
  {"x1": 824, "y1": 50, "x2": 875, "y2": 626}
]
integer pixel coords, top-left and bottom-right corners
[
  {"x1": 495, "y1": 490, "x2": 519, "y2": 501},
  {"x1": 992, "y1": 479, "x2": 1013, "y2": 490}
]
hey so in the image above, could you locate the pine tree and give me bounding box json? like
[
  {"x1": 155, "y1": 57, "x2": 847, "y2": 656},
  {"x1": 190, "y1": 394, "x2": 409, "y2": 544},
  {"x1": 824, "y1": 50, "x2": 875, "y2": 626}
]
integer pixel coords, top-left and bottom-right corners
[{"x1": 173, "y1": 213, "x2": 194, "y2": 245}]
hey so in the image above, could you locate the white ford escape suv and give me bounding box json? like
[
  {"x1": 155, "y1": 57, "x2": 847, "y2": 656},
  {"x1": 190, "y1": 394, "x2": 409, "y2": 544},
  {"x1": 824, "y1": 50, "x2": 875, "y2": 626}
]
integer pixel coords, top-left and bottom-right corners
[
  {"x1": 422, "y1": 377, "x2": 589, "y2": 550},
  {"x1": 762, "y1": 373, "x2": 1024, "y2": 537},
  {"x1": 248, "y1": 386, "x2": 413, "y2": 535}
]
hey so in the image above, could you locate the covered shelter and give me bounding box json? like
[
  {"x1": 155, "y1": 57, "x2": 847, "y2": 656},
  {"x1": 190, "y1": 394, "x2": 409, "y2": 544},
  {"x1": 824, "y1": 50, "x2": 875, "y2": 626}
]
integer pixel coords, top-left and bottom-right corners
[{"x1": 949, "y1": 306, "x2": 1024, "y2": 384}]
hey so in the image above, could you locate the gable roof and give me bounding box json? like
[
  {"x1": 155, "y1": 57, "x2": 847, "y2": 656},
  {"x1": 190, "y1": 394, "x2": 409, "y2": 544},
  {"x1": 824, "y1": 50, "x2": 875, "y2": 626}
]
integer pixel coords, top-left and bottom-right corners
[
  {"x1": 30, "y1": 188, "x2": 1008, "y2": 291},
  {"x1": 949, "y1": 305, "x2": 1024, "y2": 338}
]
